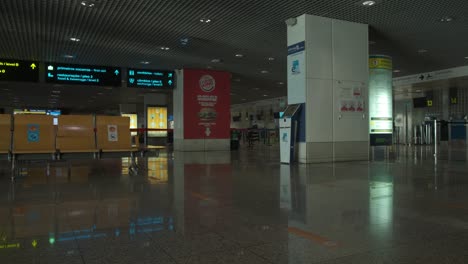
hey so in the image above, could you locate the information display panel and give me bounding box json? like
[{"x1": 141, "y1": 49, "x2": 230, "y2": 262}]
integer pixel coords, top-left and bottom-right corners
[
  {"x1": 46, "y1": 63, "x2": 121, "y2": 87},
  {"x1": 147, "y1": 107, "x2": 168, "y2": 137},
  {"x1": 0, "y1": 59, "x2": 39, "y2": 82},
  {"x1": 127, "y1": 68, "x2": 174, "y2": 88}
]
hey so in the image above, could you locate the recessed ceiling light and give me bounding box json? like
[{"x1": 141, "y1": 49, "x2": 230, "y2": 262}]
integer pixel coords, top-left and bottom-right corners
[
  {"x1": 160, "y1": 47, "x2": 170, "y2": 51},
  {"x1": 200, "y1": 18, "x2": 212, "y2": 23},
  {"x1": 211, "y1": 58, "x2": 222, "y2": 63},
  {"x1": 268, "y1": 57, "x2": 275, "y2": 61},
  {"x1": 64, "y1": 54, "x2": 75, "y2": 59},
  {"x1": 254, "y1": 87, "x2": 260, "y2": 90},
  {"x1": 393, "y1": 69, "x2": 401, "y2": 73},
  {"x1": 140, "y1": 61, "x2": 151, "y2": 65},
  {"x1": 70, "y1": 37, "x2": 80, "y2": 42},
  {"x1": 361, "y1": 0, "x2": 376, "y2": 6},
  {"x1": 263, "y1": 94, "x2": 269, "y2": 97},
  {"x1": 418, "y1": 49, "x2": 428, "y2": 53},
  {"x1": 439, "y1": 16, "x2": 454, "y2": 23},
  {"x1": 277, "y1": 82, "x2": 284, "y2": 85},
  {"x1": 260, "y1": 70, "x2": 269, "y2": 74},
  {"x1": 80, "y1": 1, "x2": 96, "y2": 8},
  {"x1": 235, "y1": 54, "x2": 244, "y2": 58}
]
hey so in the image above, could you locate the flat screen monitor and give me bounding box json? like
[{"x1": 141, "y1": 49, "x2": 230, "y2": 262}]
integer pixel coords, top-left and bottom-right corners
[
  {"x1": 282, "y1": 104, "x2": 301, "y2": 118},
  {"x1": 413, "y1": 97, "x2": 427, "y2": 108}
]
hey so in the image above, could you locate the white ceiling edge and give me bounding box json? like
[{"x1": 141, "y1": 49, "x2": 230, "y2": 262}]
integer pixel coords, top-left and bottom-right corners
[{"x1": 393, "y1": 65, "x2": 468, "y2": 87}]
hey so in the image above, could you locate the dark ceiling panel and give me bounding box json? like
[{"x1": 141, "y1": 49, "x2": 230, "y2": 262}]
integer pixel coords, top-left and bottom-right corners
[{"x1": 0, "y1": 0, "x2": 467, "y2": 108}]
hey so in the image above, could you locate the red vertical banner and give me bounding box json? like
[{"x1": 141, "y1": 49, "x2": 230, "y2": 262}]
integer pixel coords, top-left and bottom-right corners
[{"x1": 183, "y1": 69, "x2": 231, "y2": 139}]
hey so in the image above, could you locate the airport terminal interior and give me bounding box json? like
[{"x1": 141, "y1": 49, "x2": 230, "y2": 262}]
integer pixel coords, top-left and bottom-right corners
[{"x1": 1, "y1": 0, "x2": 468, "y2": 263}]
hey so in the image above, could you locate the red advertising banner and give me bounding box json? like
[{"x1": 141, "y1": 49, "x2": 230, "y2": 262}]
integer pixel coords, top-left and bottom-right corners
[{"x1": 183, "y1": 69, "x2": 231, "y2": 139}]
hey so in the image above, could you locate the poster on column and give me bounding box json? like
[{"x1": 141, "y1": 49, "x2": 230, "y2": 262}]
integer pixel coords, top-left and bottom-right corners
[
  {"x1": 287, "y1": 41, "x2": 306, "y2": 104},
  {"x1": 337, "y1": 83, "x2": 365, "y2": 114},
  {"x1": 183, "y1": 69, "x2": 231, "y2": 139}
]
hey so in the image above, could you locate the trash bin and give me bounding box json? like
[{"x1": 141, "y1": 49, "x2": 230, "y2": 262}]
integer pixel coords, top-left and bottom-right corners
[{"x1": 230, "y1": 130, "x2": 240, "y2": 150}]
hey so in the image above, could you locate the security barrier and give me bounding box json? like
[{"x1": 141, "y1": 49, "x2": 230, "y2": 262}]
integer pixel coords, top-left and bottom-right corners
[
  {"x1": 96, "y1": 116, "x2": 132, "y2": 152},
  {"x1": 0, "y1": 114, "x2": 11, "y2": 154},
  {"x1": 56, "y1": 115, "x2": 97, "y2": 153},
  {"x1": 12, "y1": 115, "x2": 55, "y2": 154}
]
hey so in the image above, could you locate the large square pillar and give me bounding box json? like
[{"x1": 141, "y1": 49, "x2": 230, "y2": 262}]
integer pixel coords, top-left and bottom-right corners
[
  {"x1": 287, "y1": 14, "x2": 369, "y2": 163},
  {"x1": 173, "y1": 69, "x2": 231, "y2": 151}
]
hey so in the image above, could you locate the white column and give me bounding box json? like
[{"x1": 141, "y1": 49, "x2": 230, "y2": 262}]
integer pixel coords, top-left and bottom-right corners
[{"x1": 287, "y1": 14, "x2": 369, "y2": 163}]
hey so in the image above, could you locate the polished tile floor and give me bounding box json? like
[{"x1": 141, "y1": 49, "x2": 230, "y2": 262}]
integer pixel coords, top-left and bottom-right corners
[{"x1": 0, "y1": 145, "x2": 468, "y2": 263}]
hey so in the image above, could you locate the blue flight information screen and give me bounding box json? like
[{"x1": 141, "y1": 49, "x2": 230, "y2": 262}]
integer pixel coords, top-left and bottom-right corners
[
  {"x1": 127, "y1": 68, "x2": 174, "y2": 88},
  {"x1": 45, "y1": 63, "x2": 122, "y2": 87}
]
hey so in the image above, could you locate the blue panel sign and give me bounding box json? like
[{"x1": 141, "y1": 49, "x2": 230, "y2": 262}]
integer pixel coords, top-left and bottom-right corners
[
  {"x1": 127, "y1": 68, "x2": 174, "y2": 89},
  {"x1": 288, "y1": 41, "x2": 305, "y2": 55},
  {"x1": 27, "y1": 124, "x2": 40, "y2": 143},
  {"x1": 45, "y1": 63, "x2": 122, "y2": 87}
]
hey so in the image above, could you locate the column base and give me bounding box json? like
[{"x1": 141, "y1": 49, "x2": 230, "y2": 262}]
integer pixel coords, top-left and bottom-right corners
[
  {"x1": 174, "y1": 139, "x2": 230, "y2": 151},
  {"x1": 298, "y1": 141, "x2": 369, "y2": 163}
]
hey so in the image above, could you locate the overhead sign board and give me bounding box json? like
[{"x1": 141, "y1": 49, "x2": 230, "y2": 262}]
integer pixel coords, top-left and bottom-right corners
[
  {"x1": 127, "y1": 69, "x2": 174, "y2": 88},
  {"x1": 0, "y1": 59, "x2": 39, "y2": 82},
  {"x1": 45, "y1": 63, "x2": 121, "y2": 87}
]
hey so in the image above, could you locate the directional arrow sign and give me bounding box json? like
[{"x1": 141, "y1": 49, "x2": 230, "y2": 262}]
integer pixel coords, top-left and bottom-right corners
[
  {"x1": 30, "y1": 63, "x2": 37, "y2": 70},
  {"x1": 114, "y1": 69, "x2": 120, "y2": 75},
  {"x1": 32, "y1": 239, "x2": 38, "y2": 248},
  {"x1": 168, "y1": 80, "x2": 173, "y2": 85},
  {"x1": 205, "y1": 127, "x2": 211, "y2": 137}
]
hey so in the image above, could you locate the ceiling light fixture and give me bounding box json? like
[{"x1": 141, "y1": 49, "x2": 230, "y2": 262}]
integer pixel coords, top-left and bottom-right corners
[
  {"x1": 254, "y1": 87, "x2": 260, "y2": 90},
  {"x1": 263, "y1": 94, "x2": 269, "y2": 97},
  {"x1": 64, "y1": 54, "x2": 75, "y2": 59},
  {"x1": 200, "y1": 18, "x2": 212, "y2": 23},
  {"x1": 260, "y1": 70, "x2": 269, "y2": 74},
  {"x1": 160, "y1": 46, "x2": 170, "y2": 51},
  {"x1": 80, "y1": 1, "x2": 96, "y2": 8},
  {"x1": 140, "y1": 61, "x2": 151, "y2": 65},
  {"x1": 70, "y1": 37, "x2": 81, "y2": 42},
  {"x1": 278, "y1": 82, "x2": 284, "y2": 85},
  {"x1": 211, "y1": 58, "x2": 222, "y2": 63},
  {"x1": 439, "y1": 16, "x2": 454, "y2": 23},
  {"x1": 235, "y1": 54, "x2": 244, "y2": 58},
  {"x1": 361, "y1": 0, "x2": 376, "y2": 6}
]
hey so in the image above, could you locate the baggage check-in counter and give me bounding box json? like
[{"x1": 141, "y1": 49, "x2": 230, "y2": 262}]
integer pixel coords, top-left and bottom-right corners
[{"x1": 279, "y1": 104, "x2": 301, "y2": 164}]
